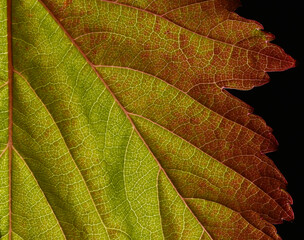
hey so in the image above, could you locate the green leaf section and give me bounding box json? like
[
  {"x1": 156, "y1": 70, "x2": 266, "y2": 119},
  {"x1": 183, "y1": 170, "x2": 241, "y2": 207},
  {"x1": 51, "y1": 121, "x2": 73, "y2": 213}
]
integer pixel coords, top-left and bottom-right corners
[
  {"x1": 0, "y1": 0, "x2": 292, "y2": 239},
  {"x1": 1, "y1": 0, "x2": 210, "y2": 239},
  {"x1": 0, "y1": 0, "x2": 8, "y2": 234},
  {"x1": 0, "y1": 0, "x2": 7, "y2": 84}
]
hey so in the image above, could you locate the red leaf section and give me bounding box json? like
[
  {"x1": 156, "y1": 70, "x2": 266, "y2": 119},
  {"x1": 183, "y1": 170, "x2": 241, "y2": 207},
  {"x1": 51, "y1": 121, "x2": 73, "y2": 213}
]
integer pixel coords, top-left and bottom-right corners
[{"x1": 41, "y1": 0, "x2": 294, "y2": 238}]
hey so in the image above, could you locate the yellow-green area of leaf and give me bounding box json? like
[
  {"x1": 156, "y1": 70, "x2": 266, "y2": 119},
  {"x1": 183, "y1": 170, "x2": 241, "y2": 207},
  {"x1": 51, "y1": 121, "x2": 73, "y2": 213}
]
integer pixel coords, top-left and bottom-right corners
[{"x1": 0, "y1": 0, "x2": 294, "y2": 239}]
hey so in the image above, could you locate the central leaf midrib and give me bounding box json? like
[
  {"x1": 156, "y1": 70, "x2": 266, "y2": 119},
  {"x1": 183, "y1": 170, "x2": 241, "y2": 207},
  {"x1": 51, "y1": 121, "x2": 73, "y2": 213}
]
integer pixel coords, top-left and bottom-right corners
[{"x1": 7, "y1": 0, "x2": 13, "y2": 239}]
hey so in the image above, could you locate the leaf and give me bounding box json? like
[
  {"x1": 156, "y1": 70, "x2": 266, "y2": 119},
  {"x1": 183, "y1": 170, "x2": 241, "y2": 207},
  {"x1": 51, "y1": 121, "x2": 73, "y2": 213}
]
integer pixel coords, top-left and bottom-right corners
[{"x1": 0, "y1": 0, "x2": 294, "y2": 239}]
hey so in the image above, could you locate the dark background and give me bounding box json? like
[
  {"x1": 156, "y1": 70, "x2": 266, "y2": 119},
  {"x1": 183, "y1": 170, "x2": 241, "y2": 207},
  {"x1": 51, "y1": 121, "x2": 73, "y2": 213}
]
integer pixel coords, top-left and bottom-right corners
[{"x1": 231, "y1": 1, "x2": 303, "y2": 239}]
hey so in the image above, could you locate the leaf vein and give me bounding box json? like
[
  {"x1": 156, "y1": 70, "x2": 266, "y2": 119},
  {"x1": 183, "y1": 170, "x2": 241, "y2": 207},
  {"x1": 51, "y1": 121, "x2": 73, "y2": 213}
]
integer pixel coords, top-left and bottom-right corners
[{"x1": 13, "y1": 70, "x2": 110, "y2": 239}]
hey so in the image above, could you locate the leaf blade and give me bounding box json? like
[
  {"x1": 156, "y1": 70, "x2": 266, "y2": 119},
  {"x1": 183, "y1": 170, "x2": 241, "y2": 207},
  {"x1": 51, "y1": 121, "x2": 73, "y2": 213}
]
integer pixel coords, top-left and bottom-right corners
[{"x1": 0, "y1": 0, "x2": 294, "y2": 239}]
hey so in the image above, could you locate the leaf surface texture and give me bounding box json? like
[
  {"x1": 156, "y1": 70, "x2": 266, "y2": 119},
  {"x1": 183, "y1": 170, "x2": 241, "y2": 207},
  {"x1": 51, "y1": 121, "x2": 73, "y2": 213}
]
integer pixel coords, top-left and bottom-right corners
[{"x1": 0, "y1": 0, "x2": 294, "y2": 239}]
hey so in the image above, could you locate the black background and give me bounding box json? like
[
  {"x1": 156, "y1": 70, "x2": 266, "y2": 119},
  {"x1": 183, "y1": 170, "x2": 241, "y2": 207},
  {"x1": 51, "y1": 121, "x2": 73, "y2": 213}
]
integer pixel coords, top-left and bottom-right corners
[{"x1": 231, "y1": 1, "x2": 303, "y2": 239}]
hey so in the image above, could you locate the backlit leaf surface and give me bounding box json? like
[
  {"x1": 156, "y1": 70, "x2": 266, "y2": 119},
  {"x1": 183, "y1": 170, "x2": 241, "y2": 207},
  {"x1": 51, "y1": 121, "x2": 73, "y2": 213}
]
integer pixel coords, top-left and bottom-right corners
[{"x1": 0, "y1": 0, "x2": 294, "y2": 239}]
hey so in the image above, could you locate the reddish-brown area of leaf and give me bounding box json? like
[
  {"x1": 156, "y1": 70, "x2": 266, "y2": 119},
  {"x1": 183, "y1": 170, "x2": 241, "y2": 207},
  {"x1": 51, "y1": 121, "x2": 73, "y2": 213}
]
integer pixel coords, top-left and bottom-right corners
[{"x1": 40, "y1": 0, "x2": 294, "y2": 238}]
